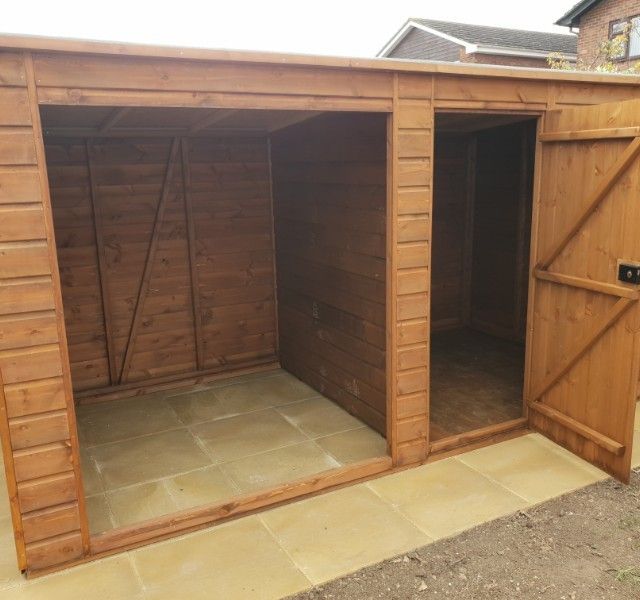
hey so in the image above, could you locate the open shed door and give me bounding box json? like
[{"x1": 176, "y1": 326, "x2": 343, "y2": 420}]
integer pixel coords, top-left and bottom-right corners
[{"x1": 527, "y1": 100, "x2": 640, "y2": 482}]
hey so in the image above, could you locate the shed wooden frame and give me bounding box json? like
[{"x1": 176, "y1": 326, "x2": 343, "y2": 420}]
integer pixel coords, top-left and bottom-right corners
[{"x1": 1, "y1": 34, "x2": 640, "y2": 575}]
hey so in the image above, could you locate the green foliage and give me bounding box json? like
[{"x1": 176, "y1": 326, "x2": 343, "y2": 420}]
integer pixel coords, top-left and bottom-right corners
[
  {"x1": 548, "y1": 23, "x2": 640, "y2": 74},
  {"x1": 618, "y1": 514, "x2": 640, "y2": 531},
  {"x1": 614, "y1": 566, "x2": 640, "y2": 585}
]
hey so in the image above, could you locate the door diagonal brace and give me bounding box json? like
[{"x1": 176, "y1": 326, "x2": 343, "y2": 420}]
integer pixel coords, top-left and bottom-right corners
[
  {"x1": 529, "y1": 296, "x2": 636, "y2": 403},
  {"x1": 119, "y1": 137, "x2": 180, "y2": 383},
  {"x1": 537, "y1": 136, "x2": 640, "y2": 270}
]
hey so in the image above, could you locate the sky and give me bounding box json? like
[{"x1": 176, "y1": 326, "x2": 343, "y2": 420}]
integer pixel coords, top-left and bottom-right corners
[{"x1": 3, "y1": 0, "x2": 580, "y2": 57}]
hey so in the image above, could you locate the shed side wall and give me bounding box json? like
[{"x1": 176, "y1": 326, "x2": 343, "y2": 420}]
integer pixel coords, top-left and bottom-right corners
[
  {"x1": 471, "y1": 121, "x2": 534, "y2": 341},
  {"x1": 431, "y1": 133, "x2": 471, "y2": 330},
  {"x1": 0, "y1": 51, "x2": 87, "y2": 572},
  {"x1": 272, "y1": 113, "x2": 387, "y2": 434}
]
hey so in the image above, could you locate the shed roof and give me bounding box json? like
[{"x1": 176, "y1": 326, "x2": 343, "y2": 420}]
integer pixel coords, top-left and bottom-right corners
[{"x1": 0, "y1": 32, "x2": 638, "y2": 86}]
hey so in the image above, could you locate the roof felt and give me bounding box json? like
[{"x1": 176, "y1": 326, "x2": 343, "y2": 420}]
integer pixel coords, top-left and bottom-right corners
[
  {"x1": 411, "y1": 18, "x2": 578, "y2": 55},
  {"x1": 3, "y1": 32, "x2": 637, "y2": 86},
  {"x1": 555, "y1": 0, "x2": 602, "y2": 28}
]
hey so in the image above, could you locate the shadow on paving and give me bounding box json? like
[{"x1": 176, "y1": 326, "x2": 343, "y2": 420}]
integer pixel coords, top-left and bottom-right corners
[{"x1": 288, "y1": 469, "x2": 640, "y2": 600}]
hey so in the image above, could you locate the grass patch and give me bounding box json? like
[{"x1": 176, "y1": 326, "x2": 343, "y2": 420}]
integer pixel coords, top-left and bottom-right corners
[
  {"x1": 614, "y1": 567, "x2": 640, "y2": 585},
  {"x1": 618, "y1": 515, "x2": 640, "y2": 531}
]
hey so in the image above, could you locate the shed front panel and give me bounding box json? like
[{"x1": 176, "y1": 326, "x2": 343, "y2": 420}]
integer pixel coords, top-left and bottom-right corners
[
  {"x1": 528, "y1": 99, "x2": 640, "y2": 481},
  {"x1": 0, "y1": 52, "x2": 87, "y2": 571}
]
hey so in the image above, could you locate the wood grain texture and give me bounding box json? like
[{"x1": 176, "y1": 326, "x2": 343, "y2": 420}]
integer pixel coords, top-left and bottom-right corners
[
  {"x1": 180, "y1": 138, "x2": 204, "y2": 370},
  {"x1": 22, "y1": 502, "x2": 80, "y2": 544},
  {"x1": 528, "y1": 99, "x2": 640, "y2": 482},
  {"x1": 430, "y1": 120, "x2": 535, "y2": 342},
  {"x1": 0, "y1": 33, "x2": 638, "y2": 89},
  {"x1": 391, "y1": 81, "x2": 433, "y2": 465},
  {"x1": 48, "y1": 135, "x2": 277, "y2": 392},
  {"x1": 0, "y1": 53, "x2": 87, "y2": 575},
  {"x1": 272, "y1": 113, "x2": 387, "y2": 434},
  {"x1": 1, "y1": 43, "x2": 640, "y2": 575},
  {"x1": 24, "y1": 531, "x2": 83, "y2": 572},
  {"x1": 119, "y1": 137, "x2": 180, "y2": 383},
  {"x1": 470, "y1": 121, "x2": 535, "y2": 341},
  {"x1": 33, "y1": 53, "x2": 393, "y2": 99},
  {"x1": 431, "y1": 133, "x2": 469, "y2": 330},
  {"x1": 86, "y1": 141, "x2": 117, "y2": 384}
]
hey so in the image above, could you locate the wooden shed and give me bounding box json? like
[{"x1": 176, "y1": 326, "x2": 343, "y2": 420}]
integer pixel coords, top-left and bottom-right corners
[{"x1": 1, "y1": 34, "x2": 640, "y2": 576}]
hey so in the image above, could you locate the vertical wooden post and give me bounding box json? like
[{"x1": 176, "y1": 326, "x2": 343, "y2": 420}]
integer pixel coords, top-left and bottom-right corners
[
  {"x1": 522, "y1": 116, "x2": 545, "y2": 413},
  {"x1": 180, "y1": 137, "x2": 204, "y2": 371},
  {"x1": 461, "y1": 137, "x2": 477, "y2": 326},
  {"x1": 386, "y1": 85, "x2": 398, "y2": 462},
  {"x1": 2, "y1": 51, "x2": 91, "y2": 569},
  {"x1": 86, "y1": 140, "x2": 117, "y2": 383},
  {"x1": 266, "y1": 138, "x2": 280, "y2": 359},
  {"x1": 390, "y1": 73, "x2": 433, "y2": 466},
  {"x1": 0, "y1": 367, "x2": 26, "y2": 568},
  {"x1": 513, "y1": 124, "x2": 532, "y2": 340},
  {"x1": 24, "y1": 52, "x2": 90, "y2": 558}
]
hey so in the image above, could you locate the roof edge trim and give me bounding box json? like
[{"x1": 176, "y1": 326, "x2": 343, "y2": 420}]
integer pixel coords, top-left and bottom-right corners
[
  {"x1": 377, "y1": 20, "x2": 413, "y2": 57},
  {"x1": 475, "y1": 44, "x2": 578, "y2": 60},
  {"x1": 555, "y1": 0, "x2": 601, "y2": 27},
  {"x1": 409, "y1": 21, "x2": 477, "y2": 52},
  {"x1": 0, "y1": 31, "x2": 638, "y2": 86}
]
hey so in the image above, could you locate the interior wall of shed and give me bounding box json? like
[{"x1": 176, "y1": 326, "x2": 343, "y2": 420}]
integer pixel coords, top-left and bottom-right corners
[
  {"x1": 47, "y1": 135, "x2": 277, "y2": 392},
  {"x1": 431, "y1": 120, "x2": 535, "y2": 338},
  {"x1": 430, "y1": 117, "x2": 536, "y2": 440},
  {"x1": 44, "y1": 110, "x2": 387, "y2": 435},
  {"x1": 271, "y1": 113, "x2": 387, "y2": 435}
]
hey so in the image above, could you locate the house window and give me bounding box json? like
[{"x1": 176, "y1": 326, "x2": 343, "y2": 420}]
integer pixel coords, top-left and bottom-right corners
[
  {"x1": 609, "y1": 16, "x2": 640, "y2": 59},
  {"x1": 610, "y1": 20, "x2": 629, "y2": 58},
  {"x1": 629, "y1": 17, "x2": 640, "y2": 57}
]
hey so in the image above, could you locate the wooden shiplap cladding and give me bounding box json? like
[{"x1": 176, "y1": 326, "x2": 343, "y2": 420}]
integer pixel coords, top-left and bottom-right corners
[
  {"x1": 47, "y1": 136, "x2": 277, "y2": 394},
  {"x1": 0, "y1": 35, "x2": 639, "y2": 575},
  {"x1": 431, "y1": 123, "x2": 534, "y2": 340},
  {"x1": 390, "y1": 75, "x2": 432, "y2": 465},
  {"x1": 272, "y1": 113, "x2": 387, "y2": 435},
  {"x1": 0, "y1": 51, "x2": 87, "y2": 571}
]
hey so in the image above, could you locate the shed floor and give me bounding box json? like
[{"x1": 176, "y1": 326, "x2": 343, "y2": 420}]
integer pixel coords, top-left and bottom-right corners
[
  {"x1": 77, "y1": 369, "x2": 387, "y2": 534},
  {"x1": 430, "y1": 328, "x2": 524, "y2": 441},
  {"x1": 3, "y1": 409, "x2": 632, "y2": 598}
]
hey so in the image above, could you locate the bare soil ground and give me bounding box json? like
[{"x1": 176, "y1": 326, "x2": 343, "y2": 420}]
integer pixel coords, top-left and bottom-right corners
[{"x1": 289, "y1": 469, "x2": 640, "y2": 599}]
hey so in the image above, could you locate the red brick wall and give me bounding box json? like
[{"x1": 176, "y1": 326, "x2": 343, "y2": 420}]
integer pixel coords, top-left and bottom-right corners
[{"x1": 577, "y1": 0, "x2": 640, "y2": 69}]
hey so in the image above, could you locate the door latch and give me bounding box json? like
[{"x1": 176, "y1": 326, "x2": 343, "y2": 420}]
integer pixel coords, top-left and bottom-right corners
[{"x1": 618, "y1": 262, "x2": 640, "y2": 285}]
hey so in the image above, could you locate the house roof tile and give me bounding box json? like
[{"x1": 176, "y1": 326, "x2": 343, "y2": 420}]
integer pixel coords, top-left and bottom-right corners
[{"x1": 410, "y1": 18, "x2": 578, "y2": 55}]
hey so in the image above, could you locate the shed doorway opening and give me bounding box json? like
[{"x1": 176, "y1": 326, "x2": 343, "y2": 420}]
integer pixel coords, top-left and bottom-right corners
[
  {"x1": 430, "y1": 112, "x2": 537, "y2": 443},
  {"x1": 40, "y1": 106, "x2": 389, "y2": 536}
]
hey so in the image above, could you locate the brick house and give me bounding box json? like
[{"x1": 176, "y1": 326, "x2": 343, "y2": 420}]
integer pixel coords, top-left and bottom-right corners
[
  {"x1": 556, "y1": 0, "x2": 640, "y2": 68},
  {"x1": 378, "y1": 19, "x2": 577, "y2": 68}
]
